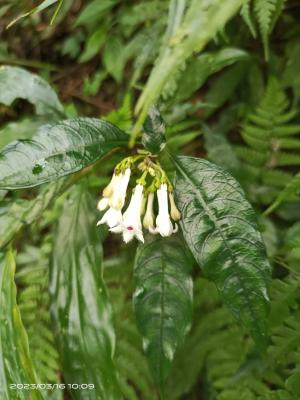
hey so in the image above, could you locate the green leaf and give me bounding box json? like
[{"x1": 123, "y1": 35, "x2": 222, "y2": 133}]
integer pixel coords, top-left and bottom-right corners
[
  {"x1": 203, "y1": 61, "x2": 249, "y2": 118},
  {"x1": 103, "y1": 37, "x2": 124, "y2": 82},
  {"x1": 142, "y1": 106, "x2": 166, "y2": 154},
  {"x1": 172, "y1": 155, "x2": 271, "y2": 347},
  {"x1": 133, "y1": 234, "x2": 193, "y2": 389},
  {"x1": 0, "y1": 180, "x2": 65, "y2": 249},
  {"x1": 0, "y1": 249, "x2": 42, "y2": 400},
  {"x1": 175, "y1": 47, "x2": 249, "y2": 102},
  {"x1": 0, "y1": 66, "x2": 64, "y2": 116},
  {"x1": 74, "y1": 0, "x2": 115, "y2": 27},
  {"x1": 0, "y1": 118, "x2": 128, "y2": 189},
  {"x1": 79, "y1": 28, "x2": 106, "y2": 63},
  {"x1": 50, "y1": 184, "x2": 121, "y2": 400}
]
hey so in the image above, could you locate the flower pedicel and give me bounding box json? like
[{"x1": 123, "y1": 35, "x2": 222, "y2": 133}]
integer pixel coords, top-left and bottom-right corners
[{"x1": 97, "y1": 152, "x2": 181, "y2": 243}]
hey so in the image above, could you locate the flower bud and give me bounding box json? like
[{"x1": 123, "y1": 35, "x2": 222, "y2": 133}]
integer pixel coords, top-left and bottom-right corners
[
  {"x1": 103, "y1": 173, "x2": 120, "y2": 198},
  {"x1": 97, "y1": 197, "x2": 109, "y2": 211},
  {"x1": 169, "y1": 192, "x2": 181, "y2": 221},
  {"x1": 110, "y1": 168, "x2": 131, "y2": 210},
  {"x1": 143, "y1": 192, "x2": 155, "y2": 230}
]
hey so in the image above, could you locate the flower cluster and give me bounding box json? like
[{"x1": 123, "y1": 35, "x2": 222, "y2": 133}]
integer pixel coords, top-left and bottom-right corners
[{"x1": 97, "y1": 154, "x2": 181, "y2": 243}]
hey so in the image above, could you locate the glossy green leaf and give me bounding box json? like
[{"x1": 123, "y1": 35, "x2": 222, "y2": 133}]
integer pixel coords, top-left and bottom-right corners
[
  {"x1": 50, "y1": 184, "x2": 121, "y2": 400},
  {"x1": 142, "y1": 106, "x2": 166, "y2": 154},
  {"x1": 0, "y1": 179, "x2": 64, "y2": 254},
  {"x1": 172, "y1": 155, "x2": 271, "y2": 347},
  {"x1": 0, "y1": 66, "x2": 64, "y2": 116},
  {"x1": 133, "y1": 234, "x2": 193, "y2": 388},
  {"x1": 0, "y1": 249, "x2": 42, "y2": 400},
  {"x1": 0, "y1": 118, "x2": 128, "y2": 189}
]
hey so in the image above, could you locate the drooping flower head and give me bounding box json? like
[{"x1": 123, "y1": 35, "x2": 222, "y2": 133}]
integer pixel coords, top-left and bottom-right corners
[{"x1": 96, "y1": 153, "x2": 181, "y2": 243}]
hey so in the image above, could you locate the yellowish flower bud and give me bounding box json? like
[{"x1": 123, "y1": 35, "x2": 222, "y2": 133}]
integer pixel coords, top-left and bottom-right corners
[{"x1": 169, "y1": 192, "x2": 181, "y2": 221}]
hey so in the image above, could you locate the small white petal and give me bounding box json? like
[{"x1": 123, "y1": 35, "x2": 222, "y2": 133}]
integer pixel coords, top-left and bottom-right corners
[
  {"x1": 123, "y1": 229, "x2": 135, "y2": 243},
  {"x1": 97, "y1": 197, "x2": 109, "y2": 211},
  {"x1": 136, "y1": 231, "x2": 145, "y2": 243},
  {"x1": 97, "y1": 207, "x2": 122, "y2": 228}
]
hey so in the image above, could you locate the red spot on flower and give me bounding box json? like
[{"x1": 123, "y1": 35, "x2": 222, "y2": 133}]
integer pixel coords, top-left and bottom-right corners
[{"x1": 127, "y1": 226, "x2": 134, "y2": 231}]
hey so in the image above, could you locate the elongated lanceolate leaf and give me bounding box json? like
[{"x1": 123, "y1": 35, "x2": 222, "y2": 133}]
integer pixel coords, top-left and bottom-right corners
[
  {"x1": 0, "y1": 118, "x2": 128, "y2": 189},
  {"x1": 50, "y1": 184, "x2": 121, "y2": 400},
  {"x1": 0, "y1": 250, "x2": 42, "y2": 400},
  {"x1": 0, "y1": 66, "x2": 63, "y2": 116},
  {"x1": 142, "y1": 105, "x2": 166, "y2": 154},
  {"x1": 173, "y1": 155, "x2": 271, "y2": 347},
  {"x1": 133, "y1": 234, "x2": 193, "y2": 388}
]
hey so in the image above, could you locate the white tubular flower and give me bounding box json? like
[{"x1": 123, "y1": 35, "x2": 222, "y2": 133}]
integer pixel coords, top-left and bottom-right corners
[
  {"x1": 97, "y1": 197, "x2": 109, "y2": 212},
  {"x1": 155, "y1": 183, "x2": 178, "y2": 237},
  {"x1": 103, "y1": 172, "x2": 121, "y2": 198},
  {"x1": 143, "y1": 192, "x2": 155, "y2": 231},
  {"x1": 110, "y1": 168, "x2": 131, "y2": 210},
  {"x1": 169, "y1": 192, "x2": 181, "y2": 221},
  {"x1": 97, "y1": 207, "x2": 122, "y2": 228},
  {"x1": 110, "y1": 184, "x2": 144, "y2": 243}
]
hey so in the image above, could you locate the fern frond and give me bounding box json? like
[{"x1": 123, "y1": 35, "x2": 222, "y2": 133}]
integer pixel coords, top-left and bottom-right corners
[
  {"x1": 269, "y1": 312, "x2": 300, "y2": 362},
  {"x1": 16, "y1": 244, "x2": 61, "y2": 387},
  {"x1": 268, "y1": 278, "x2": 300, "y2": 327},
  {"x1": 266, "y1": 171, "x2": 300, "y2": 214},
  {"x1": 237, "y1": 78, "x2": 300, "y2": 205},
  {"x1": 241, "y1": 0, "x2": 257, "y2": 37},
  {"x1": 254, "y1": 0, "x2": 285, "y2": 59}
]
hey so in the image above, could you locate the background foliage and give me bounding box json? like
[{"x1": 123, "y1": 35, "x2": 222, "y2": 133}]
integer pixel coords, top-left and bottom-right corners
[{"x1": 0, "y1": 0, "x2": 300, "y2": 399}]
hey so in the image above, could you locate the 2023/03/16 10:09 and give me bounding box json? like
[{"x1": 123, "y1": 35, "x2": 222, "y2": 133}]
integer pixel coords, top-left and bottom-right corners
[{"x1": 10, "y1": 383, "x2": 95, "y2": 390}]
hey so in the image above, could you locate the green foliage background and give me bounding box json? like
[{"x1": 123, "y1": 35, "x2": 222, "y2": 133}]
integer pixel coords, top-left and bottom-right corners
[{"x1": 0, "y1": 0, "x2": 300, "y2": 399}]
